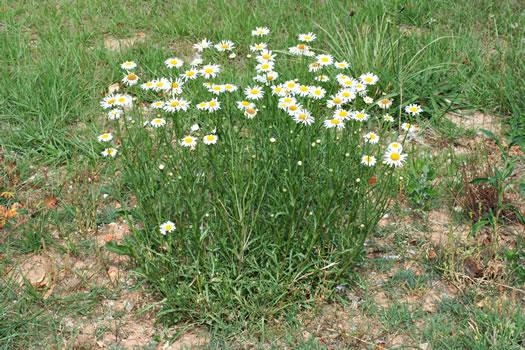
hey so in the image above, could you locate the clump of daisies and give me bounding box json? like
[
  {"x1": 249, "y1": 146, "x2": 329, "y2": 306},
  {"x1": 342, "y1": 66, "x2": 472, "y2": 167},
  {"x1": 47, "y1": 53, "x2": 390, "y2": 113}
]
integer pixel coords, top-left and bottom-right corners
[{"x1": 96, "y1": 27, "x2": 425, "y2": 326}]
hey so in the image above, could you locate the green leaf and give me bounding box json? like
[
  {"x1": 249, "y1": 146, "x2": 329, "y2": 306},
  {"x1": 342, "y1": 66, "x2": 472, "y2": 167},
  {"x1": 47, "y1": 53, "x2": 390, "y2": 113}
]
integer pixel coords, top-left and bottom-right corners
[
  {"x1": 470, "y1": 178, "x2": 490, "y2": 184},
  {"x1": 105, "y1": 241, "x2": 133, "y2": 256}
]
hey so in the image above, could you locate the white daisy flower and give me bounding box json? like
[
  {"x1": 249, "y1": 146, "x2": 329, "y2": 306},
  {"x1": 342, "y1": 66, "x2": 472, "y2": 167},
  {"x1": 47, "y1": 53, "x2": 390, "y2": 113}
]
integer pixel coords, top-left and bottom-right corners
[
  {"x1": 257, "y1": 50, "x2": 276, "y2": 62},
  {"x1": 114, "y1": 94, "x2": 133, "y2": 107},
  {"x1": 315, "y1": 75, "x2": 330, "y2": 82},
  {"x1": 333, "y1": 109, "x2": 351, "y2": 120},
  {"x1": 152, "y1": 78, "x2": 171, "y2": 92},
  {"x1": 363, "y1": 96, "x2": 374, "y2": 104},
  {"x1": 334, "y1": 61, "x2": 349, "y2": 69},
  {"x1": 289, "y1": 43, "x2": 314, "y2": 56},
  {"x1": 164, "y1": 98, "x2": 190, "y2": 112},
  {"x1": 190, "y1": 56, "x2": 203, "y2": 66},
  {"x1": 360, "y1": 72, "x2": 379, "y2": 85},
  {"x1": 250, "y1": 42, "x2": 267, "y2": 52},
  {"x1": 405, "y1": 104, "x2": 422, "y2": 115},
  {"x1": 207, "y1": 98, "x2": 221, "y2": 112},
  {"x1": 338, "y1": 89, "x2": 356, "y2": 101},
  {"x1": 193, "y1": 38, "x2": 212, "y2": 52},
  {"x1": 244, "y1": 107, "x2": 258, "y2": 119},
  {"x1": 245, "y1": 85, "x2": 264, "y2": 100},
  {"x1": 387, "y1": 142, "x2": 403, "y2": 153},
  {"x1": 223, "y1": 84, "x2": 238, "y2": 92},
  {"x1": 286, "y1": 103, "x2": 302, "y2": 115},
  {"x1": 255, "y1": 61, "x2": 274, "y2": 73},
  {"x1": 122, "y1": 72, "x2": 139, "y2": 86},
  {"x1": 203, "y1": 134, "x2": 218, "y2": 145},
  {"x1": 361, "y1": 155, "x2": 376, "y2": 167},
  {"x1": 160, "y1": 221, "x2": 176, "y2": 235},
  {"x1": 296, "y1": 85, "x2": 311, "y2": 97},
  {"x1": 200, "y1": 64, "x2": 221, "y2": 79},
  {"x1": 309, "y1": 86, "x2": 326, "y2": 99},
  {"x1": 180, "y1": 136, "x2": 197, "y2": 147},
  {"x1": 293, "y1": 110, "x2": 315, "y2": 125},
  {"x1": 308, "y1": 62, "x2": 322, "y2": 72},
  {"x1": 278, "y1": 96, "x2": 297, "y2": 107},
  {"x1": 141, "y1": 81, "x2": 155, "y2": 90},
  {"x1": 326, "y1": 95, "x2": 345, "y2": 109},
  {"x1": 120, "y1": 61, "x2": 136, "y2": 70},
  {"x1": 191, "y1": 124, "x2": 200, "y2": 132},
  {"x1": 383, "y1": 114, "x2": 394, "y2": 122},
  {"x1": 150, "y1": 118, "x2": 166, "y2": 128},
  {"x1": 236, "y1": 100, "x2": 255, "y2": 110},
  {"x1": 364, "y1": 132, "x2": 379, "y2": 144},
  {"x1": 215, "y1": 40, "x2": 235, "y2": 51},
  {"x1": 98, "y1": 133, "x2": 113, "y2": 142},
  {"x1": 209, "y1": 84, "x2": 226, "y2": 95},
  {"x1": 165, "y1": 57, "x2": 184, "y2": 69},
  {"x1": 107, "y1": 109, "x2": 122, "y2": 120},
  {"x1": 324, "y1": 118, "x2": 345, "y2": 130},
  {"x1": 316, "y1": 54, "x2": 333, "y2": 66},
  {"x1": 352, "y1": 111, "x2": 369, "y2": 122},
  {"x1": 401, "y1": 123, "x2": 416, "y2": 133},
  {"x1": 196, "y1": 101, "x2": 209, "y2": 111},
  {"x1": 102, "y1": 148, "x2": 118, "y2": 157},
  {"x1": 384, "y1": 150, "x2": 408, "y2": 167},
  {"x1": 355, "y1": 83, "x2": 367, "y2": 95},
  {"x1": 298, "y1": 32, "x2": 316, "y2": 42},
  {"x1": 100, "y1": 94, "x2": 119, "y2": 109},
  {"x1": 252, "y1": 27, "x2": 270, "y2": 36},
  {"x1": 377, "y1": 98, "x2": 393, "y2": 109},
  {"x1": 271, "y1": 85, "x2": 286, "y2": 97}
]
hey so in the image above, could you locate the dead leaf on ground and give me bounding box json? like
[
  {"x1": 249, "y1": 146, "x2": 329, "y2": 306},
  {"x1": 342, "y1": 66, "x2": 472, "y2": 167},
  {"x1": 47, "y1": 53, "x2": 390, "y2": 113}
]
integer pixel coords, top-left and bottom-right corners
[{"x1": 463, "y1": 257, "x2": 483, "y2": 278}]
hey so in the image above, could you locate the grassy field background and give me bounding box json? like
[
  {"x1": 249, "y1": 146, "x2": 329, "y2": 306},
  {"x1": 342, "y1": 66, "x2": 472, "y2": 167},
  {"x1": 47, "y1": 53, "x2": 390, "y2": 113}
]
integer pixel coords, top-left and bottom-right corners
[{"x1": 1, "y1": 0, "x2": 524, "y2": 348}]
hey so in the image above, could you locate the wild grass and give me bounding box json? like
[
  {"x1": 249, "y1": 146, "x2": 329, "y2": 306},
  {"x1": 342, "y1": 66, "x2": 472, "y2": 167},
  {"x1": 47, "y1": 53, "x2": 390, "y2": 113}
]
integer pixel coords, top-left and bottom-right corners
[{"x1": 0, "y1": 0, "x2": 523, "y2": 348}]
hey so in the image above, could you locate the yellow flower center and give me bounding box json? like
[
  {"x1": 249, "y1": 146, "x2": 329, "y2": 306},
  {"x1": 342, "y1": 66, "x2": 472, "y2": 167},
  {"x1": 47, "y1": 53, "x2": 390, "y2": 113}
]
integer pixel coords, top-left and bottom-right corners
[
  {"x1": 204, "y1": 68, "x2": 213, "y2": 73},
  {"x1": 405, "y1": 124, "x2": 412, "y2": 129},
  {"x1": 127, "y1": 73, "x2": 137, "y2": 80},
  {"x1": 331, "y1": 119, "x2": 340, "y2": 124},
  {"x1": 267, "y1": 76, "x2": 274, "y2": 80},
  {"x1": 225, "y1": 85, "x2": 232, "y2": 89},
  {"x1": 365, "y1": 77, "x2": 373, "y2": 82},
  {"x1": 381, "y1": 99, "x2": 390, "y2": 105},
  {"x1": 261, "y1": 64, "x2": 269, "y2": 69},
  {"x1": 410, "y1": 107, "x2": 418, "y2": 112},
  {"x1": 187, "y1": 71, "x2": 195, "y2": 76},
  {"x1": 124, "y1": 62, "x2": 132, "y2": 66},
  {"x1": 221, "y1": 44, "x2": 229, "y2": 49},
  {"x1": 390, "y1": 153, "x2": 400, "y2": 161},
  {"x1": 250, "y1": 89, "x2": 259, "y2": 95},
  {"x1": 391, "y1": 144, "x2": 399, "y2": 148},
  {"x1": 300, "y1": 86, "x2": 308, "y2": 92},
  {"x1": 170, "y1": 60, "x2": 178, "y2": 65},
  {"x1": 117, "y1": 97, "x2": 126, "y2": 103},
  {"x1": 339, "y1": 111, "x2": 348, "y2": 117},
  {"x1": 165, "y1": 225, "x2": 172, "y2": 230},
  {"x1": 206, "y1": 136, "x2": 215, "y2": 141},
  {"x1": 284, "y1": 98, "x2": 292, "y2": 103},
  {"x1": 342, "y1": 92, "x2": 350, "y2": 97},
  {"x1": 199, "y1": 103, "x2": 207, "y2": 107},
  {"x1": 107, "y1": 98, "x2": 116, "y2": 104},
  {"x1": 275, "y1": 87, "x2": 282, "y2": 92},
  {"x1": 333, "y1": 98, "x2": 342, "y2": 104},
  {"x1": 297, "y1": 44, "x2": 306, "y2": 50},
  {"x1": 289, "y1": 105, "x2": 298, "y2": 111},
  {"x1": 213, "y1": 86, "x2": 221, "y2": 90},
  {"x1": 184, "y1": 137, "x2": 193, "y2": 143},
  {"x1": 304, "y1": 36, "x2": 311, "y2": 40},
  {"x1": 146, "y1": 82, "x2": 153, "y2": 86},
  {"x1": 369, "y1": 134, "x2": 376, "y2": 139},
  {"x1": 209, "y1": 101, "x2": 216, "y2": 107},
  {"x1": 102, "y1": 134, "x2": 109, "y2": 139},
  {"x1": 242, "y1": 101, "x2": 250, "y2": 106},
  {"x1": 156, "y1": 82, "x2": 164, "y2": 87},
  {"x1": 246, "y1": 108, "x2": 256, "y2": 115},
  {"x1": 314, "y1": 90, "x2": 321, "y2": 95},
  {"x1": 299, "y1": 114, "x2": 307, "y2": 120},
  {"x1": 311, "y1": 62, "x2": 320, "y2": 67},
  {"x1": 170, "y1": 101, "x2": 179, "y2": 107},
  {"x1": 321, "y1": 57, "x2": 328, "y2": 62},
  {"x1": 107, "y1": 149, "x2": 114, "y2": 154},
  {"x1": 262, "y1": 54, "x2": 271, "y2": 59},
  {"x1": 356, "y1": 113, "x2": 364, "y2": 119},
  {"x1": 256, "y1": 45, "x2": 262, "y2": 49},
  {"x1": 344, "y1": 81, "x2": 353, "y2": 86},
  {"x1": 172, "y1": 82, "x2": 179, "y2": 88},
  {"x1": 365, "y1": 157, "x2": 371, "y2": 162}
]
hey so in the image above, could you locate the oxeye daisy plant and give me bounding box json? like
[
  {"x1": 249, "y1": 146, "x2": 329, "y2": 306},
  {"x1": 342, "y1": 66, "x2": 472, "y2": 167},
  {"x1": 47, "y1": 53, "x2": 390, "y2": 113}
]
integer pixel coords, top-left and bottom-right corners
[{"x1": 98, "y1": 28, "x2": 421, "y2": 328}]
